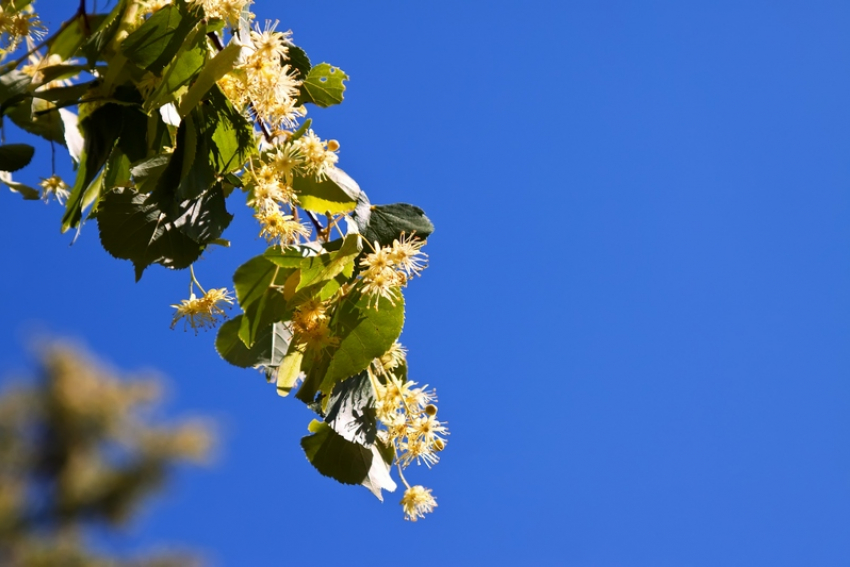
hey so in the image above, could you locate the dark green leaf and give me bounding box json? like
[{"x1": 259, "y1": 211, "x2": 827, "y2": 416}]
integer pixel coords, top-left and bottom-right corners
[
  {"x1": 354, "y1": 203, "x2": 435, "y2": 249},
  {"x1": 287, "y1": 45, "x2": 311, "y2": 80},
  {"x1": 96, "y1": 187, "x2": 213, "y2": 280},
  {"x1": 122, "y1": 3, "x2": 203, "y2": 73},
  {"x1": 146, "y1": 26, "x2": 208, "y2": 110},
  {"x1": 0, "y1": 144, "x2": 34, "y2": 172},
  {"x1": 293, "y1": 167, "x2": 360, "y2": 215},
  {"x1": 81, "y1": 0, "x2": 129, "y2": 65},
  {"x1": 296, "y1": 63, "x2": 348, "y2": 107},
  {"x1": 0, "y1": 70, "x2": 32, "y2": 112},
  {"x1": 62, "y1": 93, "x2": 147, "y2": 232},
  {"x1": 301, "y1": 420, "x2": 372, "y2": 485},
  {"x1": 177, "y1": 183, "x2": 233, "y2": 243},
  {"x1": 174, "y1": 112, "x2": 216, "y2": 200},
  {"x1": 204, "y1": 86, "x2": 255, "y2": 173},
  {"x1": 216, "y1": 316, "x2": 291, "y2": 368}
]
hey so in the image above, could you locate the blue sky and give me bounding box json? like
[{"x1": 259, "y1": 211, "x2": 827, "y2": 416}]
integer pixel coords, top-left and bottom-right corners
[{"x1": 1, "y1": 1, "x2": 849, "y2": 565}]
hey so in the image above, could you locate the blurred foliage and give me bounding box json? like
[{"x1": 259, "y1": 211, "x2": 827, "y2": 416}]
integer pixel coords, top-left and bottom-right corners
[{"x1": 0, "y1": 341, "x2": 213, "y2": 566}]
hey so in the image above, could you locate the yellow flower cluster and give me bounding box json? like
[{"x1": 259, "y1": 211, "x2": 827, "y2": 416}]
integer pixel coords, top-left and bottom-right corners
[
  {"x1": 400, "y1": 485, "x2": 437, "y2": 522},
  {"x1": 170, "y1": 288, "x2": 235, "y2": 333},
  {"x1": 369, "y1": 342, "x2": 447, "y2": 521},
  {"x1": 255, "y1": 208, "x2": 310, "y2": 246},
  {"x1": 293, "y1": 130, "x2": 339, "y2": 180},
  {"x1": 189, "y1": 0, "x2": 251, "y2": 27},
  {"x1": 218, "y1": 20, "x2": 304, "y2": 131},
  {"x1": 291, "y1": 299, "x2": 337, "y2": 352},
  {"x1": 359, "y1": 235, "x2": 428, "y2": 308},
  {"x1": 0, "y1": 5, "x2": 45, "y2": 61},
  {"x1": 244, "y1": 131, "x2": 338, "y2": 245}
]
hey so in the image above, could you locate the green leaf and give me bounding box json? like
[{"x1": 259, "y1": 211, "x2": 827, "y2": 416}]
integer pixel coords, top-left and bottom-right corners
[
  {"x1": 287, "y1": 45, "x2": 311, "y2": 80},
  {"x1": 263, "y1": 244, "x2": 315, "y2": 269},
  {"x1": 0, "y1": 144, "x2": 34, "y2": 172},
  {"x1": 81, "y1": 0, "x2": 129, "y2": 65},
  {"x1": 0, "y1": 70, "x2": 32, "y2": 112},
  {"x1": 34, "y1": 64, "x2": 88, "y2": 87},
  {"x1": 233, "y1": 255, "x2": 294, "y2": 347},
  {"x1": 34, "y1": 82, "x2": 95, "y2": 105},
  {"x1": 6, "y1": 98, "x2": 66, "y2": 145},
  {"x1": 288, "y1": 117, "x2": 311, "y2": 142},
  {"x1": 178, "y1": 39, "x2": 242, "y2": 117},
  {"x1": 324, "y1": 372, "x2": 377, "y2": 447},
  {"x1": 48, "y1": 14, "x2": 107, "y2": 60},
  {"x1": 200, "y1": 87, "x2": 255, "y2": 174},
  {"x1": 295, "y1": 234, "x2": 361, "y2": 292},
  {"x1": 293, "y1": 167, "x2": 361, "y2": 215},
  {"x1": 176, "y1": 183, "x2": 233, "y2": 243},
  {"x1": 296, "y1": 63, "x2": 348, "y2": 107},
  {"x1": 301, "y1": 420, "x2": 372, "y2": 485},
  {"x1": 61, "y1": 91, "x2": 147, "y2": 231},
  {"x1": 320, "y1": 293, "x2": 405, "y2": 393},
  {"x1": 122, "y1": 3, "x2": 203, "y2": 74},
  {"x1": 173, "y1": 112, "x2": 216, "y2": 200},
  {"x1": 146, "y1": 26, "x2": 207, "y2": 110},
  {"x1": 276, "y1": 342, "x2": 305, "y2": 397},
  {"x1": 102, "y1": 147, "x2": 131, "y2": 192},
  {"x1": 216, "y1": 316, "x2": 290, "y2": 369},
  {"x1": 96, "y1": 187, "x2": 228, "y2": 280},
  {"x1": 354, "y1": 203, "x2": 435, "y2": 249}
]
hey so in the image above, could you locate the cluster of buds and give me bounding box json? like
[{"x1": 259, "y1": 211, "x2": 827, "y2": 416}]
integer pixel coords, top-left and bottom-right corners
[
  {"x1": 359, "y1": 235, "x2": 428, "y2": 308},
  {"x1": 170, "y1": 287, "x2": 234, "y2": 333},
  {"x1": 369, "y1": 342, "x2": 447, "y2": 521}
]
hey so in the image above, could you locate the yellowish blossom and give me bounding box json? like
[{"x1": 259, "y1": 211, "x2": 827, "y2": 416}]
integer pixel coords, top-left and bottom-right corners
[
  {"x1": 400, "y1": 485, "x2": 437, "y2": 522},
  {"x1": 189, "y1": 0, "x2": 251, "y2": 26},
  {"x1": 170, "y1": 288, "x2": 234, "y2": 333},
  {"x1": 39, "y1": 175, "x2": 70, "y2": 205},
  {"x1": 255, "y1": 209, "x2": 310, "y2": 245},
  {"x1": 293, "y1": 130, "x2": 338, "y2": 179}
]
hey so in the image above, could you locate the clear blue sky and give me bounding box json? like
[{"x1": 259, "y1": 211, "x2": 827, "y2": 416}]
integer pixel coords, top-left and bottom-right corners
[{"x1": 1, "y1": 0, "x2": 849, "y2": 565}]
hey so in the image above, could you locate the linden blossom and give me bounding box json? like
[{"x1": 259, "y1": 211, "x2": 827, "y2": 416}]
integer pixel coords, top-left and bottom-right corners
[
  {"x1": 170, "y1": 288, "x2": 235, "y2": 334},
  {"x1": 39, "y1": 175, "x2": 70, "y2": 205},
  {"x1": 400, "y1": 485, "x2": 438, "y2": 523},
  {"x1": 358, "y1": 234, "x2": 429, "y2": 309}
]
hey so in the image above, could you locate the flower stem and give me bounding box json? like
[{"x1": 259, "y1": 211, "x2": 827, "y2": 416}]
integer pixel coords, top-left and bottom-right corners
[{"x1": 189, "y1": 265, "x2": 206, "y2": 295}]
